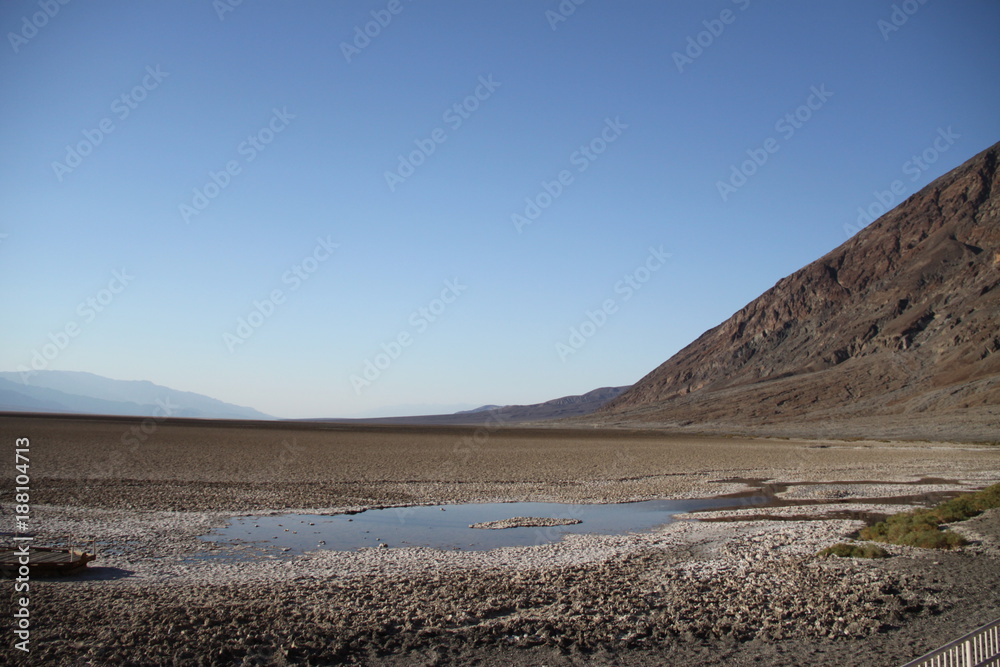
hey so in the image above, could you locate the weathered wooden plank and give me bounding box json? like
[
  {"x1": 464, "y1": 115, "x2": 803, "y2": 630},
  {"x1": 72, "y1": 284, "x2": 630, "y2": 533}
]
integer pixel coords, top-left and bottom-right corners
[
  {"x1": 0, "y1": 548, "x2": 93, "y2": 566},
  {"x1": 32, "y1": 552, "x2": 74, "y2": 563}
]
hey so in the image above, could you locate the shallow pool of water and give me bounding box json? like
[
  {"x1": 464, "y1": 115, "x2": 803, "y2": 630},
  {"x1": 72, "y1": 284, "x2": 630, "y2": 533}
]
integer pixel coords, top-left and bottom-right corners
[{"x1": 200, "y1": 495, "x2": 769, "y2": 554}]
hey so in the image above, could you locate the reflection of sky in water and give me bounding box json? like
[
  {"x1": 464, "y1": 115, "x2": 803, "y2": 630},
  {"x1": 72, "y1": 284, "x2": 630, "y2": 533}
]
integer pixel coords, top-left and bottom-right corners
[{"x1": 200, "y1": 496, "x2": 767, "y2": 554}]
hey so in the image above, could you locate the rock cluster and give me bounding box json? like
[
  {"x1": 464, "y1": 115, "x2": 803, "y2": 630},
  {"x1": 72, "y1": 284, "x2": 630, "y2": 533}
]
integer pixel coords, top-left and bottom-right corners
[
  {"x1": 20, "y1": 546, "x2": 935, "y2": 666},
  {"x1": 470, "y1": 517, "x2": 583, "y2": 530}
]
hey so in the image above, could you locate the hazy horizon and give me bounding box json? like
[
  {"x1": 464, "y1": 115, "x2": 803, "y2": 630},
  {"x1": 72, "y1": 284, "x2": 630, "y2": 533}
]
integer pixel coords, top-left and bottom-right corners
[{"x1": 3, "y1": 1, "x2": 998, "y2": 418}]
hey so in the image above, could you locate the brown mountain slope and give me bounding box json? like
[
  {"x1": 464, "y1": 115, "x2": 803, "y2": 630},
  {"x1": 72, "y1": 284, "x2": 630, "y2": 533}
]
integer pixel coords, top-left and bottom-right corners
[
  {"x1": 598, "y1": 141, "x2": 1000, "y2": 442},
  {"x1": 311, "y1": 386, "x2": 631, "y2": 425}
]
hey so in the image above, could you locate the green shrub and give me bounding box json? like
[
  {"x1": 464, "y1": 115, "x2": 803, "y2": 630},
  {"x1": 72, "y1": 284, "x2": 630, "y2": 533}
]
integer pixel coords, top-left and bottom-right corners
[
  {"x1": 906, "y1": 530, "x2": 966, "y2": 550},
  {"x1": 929, "y1": 497, "x2": 978, "y2": 523},
  {"x1": 859, "y1": 482, "x2": 1000, "y2": 550},
  {"x1": 818, "y1": 543, "x2": 889, "y2": 559},
  {"x1": 970, "y1": 483, "x2": 1000, "y2": 510}
]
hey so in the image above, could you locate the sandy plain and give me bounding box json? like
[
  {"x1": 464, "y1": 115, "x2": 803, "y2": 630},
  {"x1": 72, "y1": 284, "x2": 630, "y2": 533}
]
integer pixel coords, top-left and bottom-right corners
[{"x1": 1, "y1": 413, "x2": 998, "y2": 666}]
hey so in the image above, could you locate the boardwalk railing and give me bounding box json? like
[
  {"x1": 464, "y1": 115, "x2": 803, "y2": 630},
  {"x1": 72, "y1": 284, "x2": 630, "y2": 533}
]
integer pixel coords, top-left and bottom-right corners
[{"x1": 901, "y1": 618, "x2": 1000, "y2": 667}]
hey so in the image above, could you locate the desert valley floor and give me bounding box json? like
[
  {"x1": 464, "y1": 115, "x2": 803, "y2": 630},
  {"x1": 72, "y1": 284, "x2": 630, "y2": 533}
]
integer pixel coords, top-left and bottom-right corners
[{"x1": 1, "y1": 413, "x2": 998, "y2": 665}]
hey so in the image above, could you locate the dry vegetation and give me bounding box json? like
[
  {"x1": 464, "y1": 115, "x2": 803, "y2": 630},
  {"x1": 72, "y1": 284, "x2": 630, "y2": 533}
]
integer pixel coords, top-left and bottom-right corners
[{"x1": 860, "y1": 482, "x2": 1000, "y2": 549}]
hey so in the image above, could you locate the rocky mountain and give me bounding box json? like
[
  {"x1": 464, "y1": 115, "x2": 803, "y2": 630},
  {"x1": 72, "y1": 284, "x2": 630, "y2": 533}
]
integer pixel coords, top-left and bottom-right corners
[
  {"x1": 0, "y1": 371, "x2": 273, "y2": 420},
  {"x1": 598, "y1": 142, "x2": 1000, "y2": 442},
  {"x1": 488, "y1": 385, "x2": 631, "y2": 422},
  {"x1": 456, "y1": 405, "x2": 503, "y2": 415},
  {"x1": 317, "y1": 386, "x2": 631, "y2": 425}
]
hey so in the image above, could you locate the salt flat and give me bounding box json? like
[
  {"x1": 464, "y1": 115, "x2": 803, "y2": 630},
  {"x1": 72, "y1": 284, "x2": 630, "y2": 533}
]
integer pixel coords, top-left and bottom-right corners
[{"x1": 1, "y1": 413, "x2": 998, "y2": 666}]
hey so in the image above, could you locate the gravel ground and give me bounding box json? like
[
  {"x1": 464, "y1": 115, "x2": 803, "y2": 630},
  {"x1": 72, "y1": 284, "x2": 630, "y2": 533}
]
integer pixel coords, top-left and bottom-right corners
[
  {"x1": 775, "y1": 482, "x2": 970, "y2": 500},
  {"x1": 1, "y1": 414, "x2": 998, "y2": 665}
]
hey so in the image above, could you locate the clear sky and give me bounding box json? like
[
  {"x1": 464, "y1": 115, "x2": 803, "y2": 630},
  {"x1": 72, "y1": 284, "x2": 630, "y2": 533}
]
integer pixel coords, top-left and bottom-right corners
[{"x1": 2, "y1": 1, "x2": 998, "y2": 419}]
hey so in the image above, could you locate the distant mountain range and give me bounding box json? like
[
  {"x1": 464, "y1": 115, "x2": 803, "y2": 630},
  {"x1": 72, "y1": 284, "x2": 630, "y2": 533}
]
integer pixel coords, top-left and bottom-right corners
[
  {"x1": 0, "y1": 370, "x2": 627, "y2": 425},
  {"x1": 0, "y1": 371, "x2": 273, "y2": 420},
  {"x1": 455, "y1": 404, "x2": 503, "y2": 415},
  {"x1": 597, "y1": 141, "x2": 1000, "y2": 442},
  {"x1": 313, "y1": 386, "x2": 632, "y2": 425}
]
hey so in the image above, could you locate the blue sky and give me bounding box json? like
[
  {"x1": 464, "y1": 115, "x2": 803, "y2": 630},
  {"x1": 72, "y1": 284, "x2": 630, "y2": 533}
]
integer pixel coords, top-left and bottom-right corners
[{"x1": 2, "y1": 1, "x2": 998, "y2": 419}]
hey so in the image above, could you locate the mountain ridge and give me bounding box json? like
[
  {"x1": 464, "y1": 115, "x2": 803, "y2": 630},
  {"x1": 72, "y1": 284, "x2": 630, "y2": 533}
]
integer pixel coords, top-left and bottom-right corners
[
  {"x1": 597, "y1": 141, "x2": 1000, "y2": 441},
  {"x1": 312, "y1": 386, "x2": 631, "y2": 425},
  {"x1": 0, "y1": 371, "x2": 274, "y2": 420}
]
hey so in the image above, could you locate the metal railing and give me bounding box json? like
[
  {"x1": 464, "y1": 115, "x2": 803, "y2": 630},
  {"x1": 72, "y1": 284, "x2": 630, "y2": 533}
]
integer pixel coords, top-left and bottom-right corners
[{"x1": 901, "y1": 618, "x2": 1000, "y2": 667}]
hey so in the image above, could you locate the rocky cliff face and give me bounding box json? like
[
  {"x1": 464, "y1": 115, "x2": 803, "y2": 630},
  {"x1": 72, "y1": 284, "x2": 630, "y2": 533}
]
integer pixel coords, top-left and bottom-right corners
[{"x1": 600, "y1": 142, "x2": 1000, "y2": 441}]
